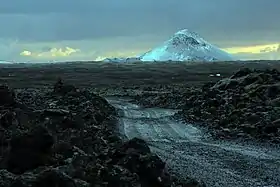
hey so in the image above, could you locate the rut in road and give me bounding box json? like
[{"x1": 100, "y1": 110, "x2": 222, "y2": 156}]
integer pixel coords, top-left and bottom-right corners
[{"x1": 107, "y1": 98, "x2": 280, "y2": 187}]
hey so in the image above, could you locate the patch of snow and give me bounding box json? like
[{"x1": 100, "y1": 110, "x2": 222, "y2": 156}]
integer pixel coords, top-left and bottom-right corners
[
  {"x1": 140, "y1": 29, "x2": 236, "y2": 62},
  {"x1": 0, "y1": 60, "x2": 14, "y2": 64},
  {"x1": 209, "y1": 73, "x2": 221, "y2": 77},
  {"x1": 102, "y1": 57, "x2": 141, "y2": 63}
]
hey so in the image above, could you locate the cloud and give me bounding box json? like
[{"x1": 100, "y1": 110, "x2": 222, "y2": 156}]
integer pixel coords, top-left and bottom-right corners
[
  {"x1": 0, "y1": 0, "x2": 280, "y2": 43},
  {"x1": 1, "y1": 0, "x2": 280, "y2": 62},
  {"x1": 222, "y1": 44, "x2": 280, "y2": 60},
  {"x1": 20, "y1": 47, "x2": 80, "y2": 58},
  {"x1": 20, "y1": 50, "x2": 31, "y2": 56},
  {"x1": 277, "y1": 44, "x2": 280, "y2": 53}
]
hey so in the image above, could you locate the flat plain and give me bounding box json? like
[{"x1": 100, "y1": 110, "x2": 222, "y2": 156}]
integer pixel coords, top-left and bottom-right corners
[{"x1": 1, "y1": 60, "x2": 280, "y2": 89}]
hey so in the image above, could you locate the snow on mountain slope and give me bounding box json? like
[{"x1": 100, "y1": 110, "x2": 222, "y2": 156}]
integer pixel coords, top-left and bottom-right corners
[{"x1": 140, "y1": 29, "x2": 235, "y2": 62}]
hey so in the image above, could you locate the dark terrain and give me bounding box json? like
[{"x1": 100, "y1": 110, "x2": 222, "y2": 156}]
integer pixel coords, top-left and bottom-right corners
[
  {"x1": 1, "y1": 61, "x2": 280, "y2": 89},
  {"x1": 0, "y1": 60, "x2": 280, "y2": 187},
  {"x1": 177, "y1": 68, "x2": 280, "y2": 143}
]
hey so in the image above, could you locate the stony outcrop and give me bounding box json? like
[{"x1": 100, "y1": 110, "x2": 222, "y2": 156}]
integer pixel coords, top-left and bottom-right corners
[
  {"x1": 0, "y1": 80, "x2": 204, "y2": 187},
  {"x1": 178, "y1": 68, "x2": 280, "y2": 143}
]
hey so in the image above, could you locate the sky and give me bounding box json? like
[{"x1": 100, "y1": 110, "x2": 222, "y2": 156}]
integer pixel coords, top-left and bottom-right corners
[{"x1": 1, "y1": 0, "x2": 280, "y2": 62}]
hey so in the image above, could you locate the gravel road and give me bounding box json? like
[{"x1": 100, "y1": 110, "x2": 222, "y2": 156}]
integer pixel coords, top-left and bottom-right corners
[{"x1": 108, "y1": 98, "x2": 280, "y2": 187}]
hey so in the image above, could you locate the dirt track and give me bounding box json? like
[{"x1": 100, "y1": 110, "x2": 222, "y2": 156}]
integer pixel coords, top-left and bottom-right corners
[{"x1": 109, "y1": 98, "x2": 280, "y2": 187}]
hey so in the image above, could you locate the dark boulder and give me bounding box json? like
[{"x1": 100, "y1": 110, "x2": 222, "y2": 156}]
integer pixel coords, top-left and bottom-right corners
[
  {"x1": 0, "y1": 85, "x2": 16, "y2": 106},
  {"x1": 53, "y1": 78, "x2": 77, "y2": 96},
  {"x1": 112, "y1": 138, "x2": 169, "y2": 186},
  {"x1": 7, "y1": 125, "x2": 54, "y2": 174}
]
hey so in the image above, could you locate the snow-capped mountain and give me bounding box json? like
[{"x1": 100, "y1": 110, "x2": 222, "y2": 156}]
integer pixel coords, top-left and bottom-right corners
[{"x1": 140, "y1": 29, "x2": 235, "y2": 62}]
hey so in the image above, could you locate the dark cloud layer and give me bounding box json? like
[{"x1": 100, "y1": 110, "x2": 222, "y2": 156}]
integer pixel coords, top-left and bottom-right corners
[{"x1": 0, "y1": 0, "x2": 280, "y2": 43}]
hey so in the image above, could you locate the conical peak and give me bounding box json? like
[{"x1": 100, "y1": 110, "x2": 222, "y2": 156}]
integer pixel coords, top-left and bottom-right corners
[
  {"x1": 139, "y1": 29, "x2": 235, "y2": 62},
  {"x1": 174, "y1": 29, "x2": 200, "y2": 38},
  {"x1": 169, "y1": 29, "x2": 206, "y2": 47}
]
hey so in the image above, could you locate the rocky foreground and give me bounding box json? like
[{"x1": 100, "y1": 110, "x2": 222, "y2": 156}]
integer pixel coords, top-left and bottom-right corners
[
  {"x1": 177, "y1": 68, "x2": 280, "y2": 143},
  {"x1": 0, "y1": 80, "x2": 204, "y2": 187},
  {"x1": 131, "y1": 68, "x2": 280, "y2": 143}
]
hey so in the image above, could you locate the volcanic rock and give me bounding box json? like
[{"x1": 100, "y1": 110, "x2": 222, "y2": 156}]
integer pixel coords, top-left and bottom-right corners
[
  {"x1": 178, "y1": 68, "x2": 280, "y2": 142},
  {"x1": 0, "y1": 81, "x2": 204, "y2": 187}
]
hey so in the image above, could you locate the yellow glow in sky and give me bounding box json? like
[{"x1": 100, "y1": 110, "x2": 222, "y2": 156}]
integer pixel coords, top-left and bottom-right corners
[
  {"x1": 222, "y1": 43, "x2": 279, "y2": 54},
  {"x1": 19, "y1": 43, "x2": 280, "y2": 60},
  {"x1": 20, "y1": 50, "x2": 32, "y2": 56}
]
